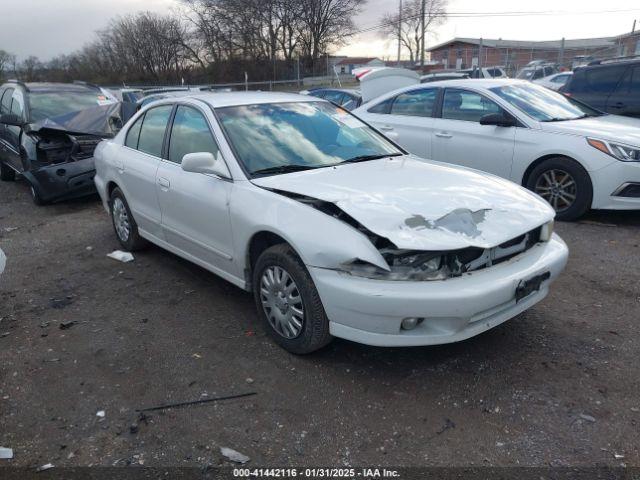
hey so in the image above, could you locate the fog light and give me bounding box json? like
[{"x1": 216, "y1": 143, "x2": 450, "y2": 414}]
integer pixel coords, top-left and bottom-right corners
[{"x1": 401, "y1": 317, "x2": 423, "y2": 330}]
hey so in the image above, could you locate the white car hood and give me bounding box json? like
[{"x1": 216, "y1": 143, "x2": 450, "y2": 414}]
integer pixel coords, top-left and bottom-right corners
[
  {"x1": 539, "y1": 114, "x2": 640, "y2": 146},
  {"x1": 252, "y1": 156, "x2": 554, "y2": 251}
]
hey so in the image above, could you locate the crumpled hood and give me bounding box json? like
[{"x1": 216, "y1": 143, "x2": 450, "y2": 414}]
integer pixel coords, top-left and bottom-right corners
[
  {"x1": 252, "y1": 156, "x2": 555, "y2": 251},
  {"x1": 27, "y1": 103, "x2": 122, "y2": 138},
  {"x1": 539, "y1": 114, "x2": 640, "y2": 146}
]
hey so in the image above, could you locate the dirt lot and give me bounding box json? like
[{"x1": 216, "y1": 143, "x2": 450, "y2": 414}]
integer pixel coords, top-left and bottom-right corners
[{"x1": 1, "y1": 176, "x2": 639, "y2": 469}]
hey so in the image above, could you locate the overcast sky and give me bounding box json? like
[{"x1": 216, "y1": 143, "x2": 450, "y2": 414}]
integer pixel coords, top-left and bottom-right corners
[{"x1": 1, "y1": 0, "x2": 638, "y2": 61}]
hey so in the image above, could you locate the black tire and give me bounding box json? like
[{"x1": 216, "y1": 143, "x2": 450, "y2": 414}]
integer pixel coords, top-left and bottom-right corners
[
  {"x1": 253, "y1": 244, "x2": 332, "y2": 354},
  {"x1": 30, "y1": 184, "x2": 47, "y2": 206},
  {"x1": 526, "y1": 157, "x2": 592, "y2": 222},
  {"x1": 0, "y1": 162, "x2": 15, "y2": 181},
  {"x1": 109, "y1": 187, "x2": 148, "y2": 251}
]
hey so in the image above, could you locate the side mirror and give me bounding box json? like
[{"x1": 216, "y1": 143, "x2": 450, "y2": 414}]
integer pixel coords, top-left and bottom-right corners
[
  {"x1": 0, "y1": 114, "x2": 24, "y2": 127},
  {"x1": 181, "y1": 152, "x2": 231, "y2": 178},
  {"x1": 480, "y1": 113, "x2": 516, "y2": 127}
]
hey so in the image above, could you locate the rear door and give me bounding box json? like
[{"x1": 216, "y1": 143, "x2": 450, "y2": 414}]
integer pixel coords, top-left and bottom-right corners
[
  {"x1": 117, "y1": 104, "x2": 173, "y2": 239},
  {"x1": 606, "y1": 65, "x2": 640, "y2": 118},
  {"x1": 361, "y1": 87, "x2": 439, "y2": 159},
  {"x1": 155, "y1": 104, "x2": 235, "y2": 274},
  {"x1": 431, "y1": 87, "x2": 516, "y2": 177}
]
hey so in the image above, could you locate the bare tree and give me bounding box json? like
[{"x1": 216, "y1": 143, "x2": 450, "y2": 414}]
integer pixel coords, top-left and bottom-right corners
[
  {"x1": 20, "y1": 56, "x2": 42, "y2": 82},
  {"x1": 378, "y1": 0, "x2": 446, "y2": 64},
  {"x1": 0, "y1": 50, "x2": 16, "y2": 80}
]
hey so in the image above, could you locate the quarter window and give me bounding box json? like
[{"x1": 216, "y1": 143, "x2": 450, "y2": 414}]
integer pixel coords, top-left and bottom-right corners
[
  {"x1": 390, "y1": 89, "x2": 437, "y2": 117},
  {"x1": 168, "y1": 106, "x2": 219, "y2": 164},
  {"x1": 442, "y1": 89, "x2": 502, "y2": 122},
  {"x1": 323, "y1": 91, "x2": 346, "y2": 105},
  {"x1": 367, "y1": 97, "x2": 394, "y2": 114},
  {"x1": 10, "y1": 92, "x2": 23, "y2": 118},
  {"x1": 137, "y1": 105, "x2": 173, "y2": 157},
  {"x1": 125, "y1": 114, "x2": 144, "y2": 149}
]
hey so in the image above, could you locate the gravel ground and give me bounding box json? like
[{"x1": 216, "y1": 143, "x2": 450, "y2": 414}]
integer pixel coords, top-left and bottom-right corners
[{"x1": 0, "y1": 177, "x2": 639, "y2": 469}]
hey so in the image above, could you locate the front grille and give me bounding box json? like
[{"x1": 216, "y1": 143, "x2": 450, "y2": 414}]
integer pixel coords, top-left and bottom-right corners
[
  {"x1": 614, "y1": 183, "x2": 640, "y2": 198},
  {"x1": 448, "y1": 227, "x2": 542, "y2": 275}
]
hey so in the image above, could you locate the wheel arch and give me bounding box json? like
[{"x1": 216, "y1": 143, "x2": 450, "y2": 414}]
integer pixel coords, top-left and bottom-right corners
[
  {"x1": 521, "y1": 154, "x2": 592, "y2": 190},
  {"x1": 245, "y1": 230, "x2": 298, "y2": 291}
]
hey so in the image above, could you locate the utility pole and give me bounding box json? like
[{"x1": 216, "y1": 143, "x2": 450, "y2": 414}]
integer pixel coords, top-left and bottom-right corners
[
  {"x1": 397, "y1": 0, "x2": 403, "y2": 66},
  {"x1": 478, "y1": 37, "x2": 483, "y2": 70},
  {"x1": 420, "y1": 0, "x2": 426, "y2": 70},
  {"x1": 558, "y1": 37, "x2": 565, "y2": 69}
]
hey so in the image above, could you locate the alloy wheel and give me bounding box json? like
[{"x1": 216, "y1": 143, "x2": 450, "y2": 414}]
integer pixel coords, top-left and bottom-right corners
[
  {"x1": 534, "y1": 169, "x2": 577, "y2": 212},
  {"x1": 112, "y1": 197, "x2": 131, "y2": 242}
]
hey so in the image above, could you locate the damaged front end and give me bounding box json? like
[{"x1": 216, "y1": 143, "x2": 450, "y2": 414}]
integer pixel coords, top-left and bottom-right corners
[
  {"x1": 23, "y1": 104, "x2": 121, "y2": 202},
  {"x1": 272, "y1": 188, "x2": 554, "y2": 282}
]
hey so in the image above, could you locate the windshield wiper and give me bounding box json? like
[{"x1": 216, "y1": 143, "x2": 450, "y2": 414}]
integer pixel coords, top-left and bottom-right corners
[
  {"x1": 541, "y1": 114, "x2": 588, "y2": 122},
  {"x1": 251, "y1": 164, "x2": 318, "y2": 176},
  {"x1": 338, "y1": 152, "x2": 404, "y2": 165}
]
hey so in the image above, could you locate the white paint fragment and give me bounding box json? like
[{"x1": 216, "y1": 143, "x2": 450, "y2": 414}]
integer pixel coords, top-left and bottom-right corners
[
  {"x1": 37, "y1": 463, "x2": 54, "y2": 471},
  {"x1": 579, "y1": 413, "x2": 596, "y2": 423},
  {"x1": 0, "y1": 447, "x2": 13, "y2": 459},
  {"x1": 107, "y1": 251, "x2": 134, "y2": 263},
  {"x1": 0, "y1": 248, "x2": 5, "y2": 276},
  {"x1": 220, "y1": 447, "x2": 250, "y2": 464},
  {"x1": 96, "y1": 410, "x2": 106, "y2": 418}
]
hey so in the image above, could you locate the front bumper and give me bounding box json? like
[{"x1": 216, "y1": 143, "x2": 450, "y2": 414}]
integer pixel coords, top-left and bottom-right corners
[
  {"x1": 23, "y1": 157, "x2": 97, "y2": 202},
  {"x1": 309, "y1": 234, "x2": 568, "y2": 347},
  {"x1": 591, "y1": 160, "x2": 640, "y2": 210}
]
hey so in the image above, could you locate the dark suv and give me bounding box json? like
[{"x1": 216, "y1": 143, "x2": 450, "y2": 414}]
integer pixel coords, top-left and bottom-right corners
[
  {"x1": 0, "y1": 81, "x2": 121, "y2": 204},
  {"x1": 562, "y1": 58, "x2": 640, "y2": 117}
]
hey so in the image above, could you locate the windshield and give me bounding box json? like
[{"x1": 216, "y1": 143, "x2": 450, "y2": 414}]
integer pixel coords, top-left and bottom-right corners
[
  {"x1": 489, "y1": 83, "x2": 601, "y2": 121},
  {"x1": 216, "y1": 101, "x2": 402, "y2": 177},
  {"x1": 29, "y1": 90, "x2": 115, "y2": 123}
]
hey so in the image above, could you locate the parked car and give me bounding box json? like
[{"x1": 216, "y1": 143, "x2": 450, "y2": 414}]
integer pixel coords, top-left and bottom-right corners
[
  {"x1": 94, "y1": 92, "x2": 567, "y2": 353},
  {"x1": 136, "y1": 91, "x2": 194, "y2": 110},
  {"x1": 421, "y1": 72, "x2": 469, "y2": 83},
  {"x1": 353, "y1": 79, "x2": 640, "y2": 221},
  {"x1": 300, "y1": 88, "x2": 362, "y2": 110},
  {"x1": 0, "y1": 81, "x2": 121, "y2": 204},
  {"x1": 458, "y1": 66, "x2": 508, "y2": 79},
  {"x1": 517, "y1": 64, "x2": 559, "y2": 81},
  {"x1": 562, "y1": 58, "x2": 640, "y2": 118},
  {"x1": 534, "y1": 72, "x2": 573, "y2": 91},
  {"x1": 110, "y1": 88, "x2": 144, "y2": 104}
]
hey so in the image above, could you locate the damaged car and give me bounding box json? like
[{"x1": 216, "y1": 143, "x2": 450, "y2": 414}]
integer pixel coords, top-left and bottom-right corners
[
  {"x1": 94, "y1": 92, "x2": 568, "y2": 354},
  {"x1": 0, "y1": 81, "x2": 121, "y2": 204}
]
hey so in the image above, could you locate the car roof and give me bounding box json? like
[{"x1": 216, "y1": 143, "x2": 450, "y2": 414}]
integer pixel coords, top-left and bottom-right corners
[
  {"x1": 21, "y1": 82, "x2": 100, "y2": 93},
  {"x1": 423, "y1": 78, "x2": 528, "y2": 88},
  {"x1": 169, "y1": 91, "x2": 322, "y2": 108},
  {"x1": 311, "y1": 87, "x2": 361, "y2": 96}
]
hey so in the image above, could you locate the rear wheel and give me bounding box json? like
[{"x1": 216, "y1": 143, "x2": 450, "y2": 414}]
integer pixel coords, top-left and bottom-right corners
[
  {"x1": 30, "y1": 184, "x2": 47, "y2": 206},
  {"x1": 0, "y1": 162, "x2": 15, "y2": 181},
  {"x1": 109, "y1": 187, "x2": 148, "y2": 251},
  {"x1": 526, "y1": 157, "x2": 592, "y2": 222},
  {"x1": 253, "y1": 244, "x2": 332, "y2": 354}
]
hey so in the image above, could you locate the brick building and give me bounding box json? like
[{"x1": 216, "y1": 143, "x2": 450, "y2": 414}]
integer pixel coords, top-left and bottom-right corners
[{"x1": 427, "y1": 35, "x2": 635, "y2": 75}]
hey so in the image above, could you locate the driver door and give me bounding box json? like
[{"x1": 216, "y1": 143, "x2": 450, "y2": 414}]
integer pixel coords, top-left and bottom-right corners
[{"x1": 431, "y1": 88, "x2": 516, "y2": 178}]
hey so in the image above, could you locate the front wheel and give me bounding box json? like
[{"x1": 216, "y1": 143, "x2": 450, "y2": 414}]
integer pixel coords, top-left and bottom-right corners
[
  {"x1": 526, "y1": 157, "x2": 592, "y2": 222},
  {"x1": 253, "y1": 244, "x2": 332, "y2": 354}
]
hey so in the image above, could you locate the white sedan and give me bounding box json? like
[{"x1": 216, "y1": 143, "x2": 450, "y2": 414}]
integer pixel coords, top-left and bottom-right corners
[
  {"x1": 94, "y1": 92, "x2": 567, "y2": 353},
  {"x1": 534, "y1": 72, "x2": 573, "y2": 91},
  {"x1": 353, "y1": 79, "x2": 640, "y2": 221}
]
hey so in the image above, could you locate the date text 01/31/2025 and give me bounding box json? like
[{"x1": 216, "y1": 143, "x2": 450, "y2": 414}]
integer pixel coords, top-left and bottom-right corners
[{"x1": 233, "y1": 468, "x2": 401, "y2": 478}]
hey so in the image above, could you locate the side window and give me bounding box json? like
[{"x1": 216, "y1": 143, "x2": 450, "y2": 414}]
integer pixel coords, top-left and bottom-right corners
[
  {"x1": 168, "y1": 106, "x2": 219, "y2": 164},
  {"x1": 341, "y1": 95, "x2": 358, "y2": 110},
  {"x1": 584, "y1": 66, "x2": 627, "y2": 94},
  {"x1": 137, "y1": 105, "x2": 173, "y2": 157},
  {"x1": 10, "y1": 91, "x2": 24, "y2": 118},
  {"x1": 125, "y1": 114, "x2": 145, "y2": 149},
  {"x1": 615, "y1": 66, "x2": 640, "y2": 95},
  {"x1": 390, "y1": 89, "x2": 437, "y2": 117},
  {"x1": 367, "y1": 97, "x2": 394, "y2": 114},
  {"x1": 442, "y1": 89, "x2": 502, "y2": 122},
  {"x1": 1, "y1": 88, "x2": 14, "y2": 115}
]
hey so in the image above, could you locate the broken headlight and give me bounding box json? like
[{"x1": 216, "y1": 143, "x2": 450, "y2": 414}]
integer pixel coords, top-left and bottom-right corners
[
  {"x1": 341, "y1": 251, "x2": 446, "y2": 281},
  {"x1": 587, "y1": 138, "x2": 640, "y2": 162}
]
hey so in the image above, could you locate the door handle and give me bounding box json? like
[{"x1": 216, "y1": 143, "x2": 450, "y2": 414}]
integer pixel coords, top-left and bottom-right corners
[
  {"x1": 435, "y1": 132, "x2": 452, "y2": 138},
  {"x1": 157, "y1": 177, "x2": 170, "y2": 189},
  {"x1": 379, "y1": 125, "x2": 394, "y2": 131}
]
